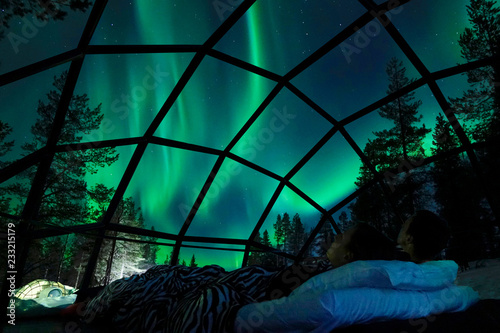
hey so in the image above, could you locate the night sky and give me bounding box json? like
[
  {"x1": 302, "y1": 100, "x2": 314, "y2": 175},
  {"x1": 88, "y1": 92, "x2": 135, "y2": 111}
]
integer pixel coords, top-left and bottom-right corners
[{"x1": 0, "y1": 0, "x2": 481, "y2": 269}]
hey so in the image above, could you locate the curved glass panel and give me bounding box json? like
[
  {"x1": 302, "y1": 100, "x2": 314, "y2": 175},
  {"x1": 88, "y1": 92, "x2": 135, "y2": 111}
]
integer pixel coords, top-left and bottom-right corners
[
  {"x1": 270, "y1": 185, "x2": 322, "y2": 233},
  {"x1": 186, "y1": 158, "x2": 279, "y2": 239},
  {"x1": 292, "y1": 24, "x2": 419, "y2": 121},
  {"x1": 0, "y1": 64, "x2": 70, "y2": 167},
  {"x1": 125, "y1": 145, "x2": 219, "y2": 235},
  {"x1": 91, "y1": 0, "x2": 226, "y2": 45},
  {"x1": 34, "y1": 147, "x2": 125, "y2": 227},
  {"x1": 388, "y1": 0, "x2": 472, "y2": 72},
  {"x1": 231, "y1": 87, "x2": 332, "y2": 177},
  {"x1": 157, "y1": 56, "x2": 276, "y2": 149},
  {"x1": 85, "y1": 145, "x2": 136, "y2": 189},
  {"x1": 345, "y1": 84, "x2": 443, "y2": 184},
  {"x1": 71, "y1": 53, "x2": 193, "y2": 143},
  {"x1": 0, "y1": 4, "x2": 91, "y2": 74},
  {"x1": 290, "y1": 132, "x2": 363, "y2": 210},
  {"x1": 215, "y1": 0, "x2": 366, "y2": 75},
  {"x1": 258, "y1": 186, "x2": 322, "y2": 260},
  {"x1": 343, "y1": 109, "x2": 393, "y2": 161},
  {"x1": 83, "y1": 145, "x2": 137, "y2": 224}
]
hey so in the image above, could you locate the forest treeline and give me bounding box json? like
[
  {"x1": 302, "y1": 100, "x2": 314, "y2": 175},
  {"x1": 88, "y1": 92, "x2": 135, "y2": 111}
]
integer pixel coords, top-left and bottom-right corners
[{"x1": 0, "y1": 0, "x2": 499, "y2": 284}]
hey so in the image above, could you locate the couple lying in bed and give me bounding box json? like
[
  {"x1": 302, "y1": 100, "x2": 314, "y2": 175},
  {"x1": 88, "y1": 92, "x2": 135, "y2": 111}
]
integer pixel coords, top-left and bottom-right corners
[
  {"x1": 266, "y1": 209, "x2": 450, "y2": 299},
  {"x1": 236, "y1": 210, "x2": 478, "y2": 332},
  {"x1": 82, "y1": 211, "x2": 477, "y2": 332}
]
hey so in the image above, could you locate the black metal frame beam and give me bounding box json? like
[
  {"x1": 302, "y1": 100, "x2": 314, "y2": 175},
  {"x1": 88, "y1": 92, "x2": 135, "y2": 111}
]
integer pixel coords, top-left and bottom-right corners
[{"x1": 0, "y1": 50, "x2": 82, "y2": 87}]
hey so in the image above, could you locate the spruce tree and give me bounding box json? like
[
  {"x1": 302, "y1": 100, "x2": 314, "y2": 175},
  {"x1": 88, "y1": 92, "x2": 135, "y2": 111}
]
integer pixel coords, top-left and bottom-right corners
[
  {"x1": 373, "y1": 57, "x2": 430, "y2": 171},
  {"x1": 451, "y1": 0, "x2": 500, "y2": 141},
  {"x1": 189, "y1": 254, "x2": 198, "y2": 268},
  {"x1": 142, "y1": 226, "x2": 159, "y2": 269},
  {"x1": 163, "y1": 251, "x2": 171, "y2": 265},
  {"x1": 6, "y1": 71, "x2": 118, "y2": 226},
  {"x1": 431, "y1": 114, "x2": 462, "y2": 154},
  {"x1": 431, "y1": 114, "x2": 490, "y2": 262},
  {"x1": 273, "y1": 214, "x2": 284, "y2": 249},
  {"x1": 281, "y1": 212, "x2": 292, "y2": 254},
  {"x1": 450, "y1": 0, "x2": 500, "y2": 221},
  {"x1": 349, "y1": 58, "x2": 430, "y2": 236},
  {"x1": 2, "y1": 72, "x2": 118, "y2": 285},
  {"x1": 261, "y1": 229, "x2": 275, "y2": 267},
  {"x1": 289, "y1": 213, "x2": 305, "y2": 255},
  {"x1": 431, "y1": 115, "x2": 485, "y2": 224},
  {"x1": 0, "y1": 0, "x2": 93, "y2": 40}
]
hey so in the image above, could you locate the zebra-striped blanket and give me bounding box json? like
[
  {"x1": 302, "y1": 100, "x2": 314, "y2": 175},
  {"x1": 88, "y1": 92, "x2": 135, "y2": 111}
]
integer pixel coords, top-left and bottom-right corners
[{"x1": 82, "y1": 264, "x2": 282, "y2": 332}]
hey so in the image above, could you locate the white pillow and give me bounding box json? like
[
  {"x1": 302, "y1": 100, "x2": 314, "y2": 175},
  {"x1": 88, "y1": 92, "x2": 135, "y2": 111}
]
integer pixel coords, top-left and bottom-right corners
[
  {"x1": 234, "y1": 285, "x2": 479, "y2": 333},
  {"x1": 291, "y1": 260, "x2": 458, "y2": 296}
]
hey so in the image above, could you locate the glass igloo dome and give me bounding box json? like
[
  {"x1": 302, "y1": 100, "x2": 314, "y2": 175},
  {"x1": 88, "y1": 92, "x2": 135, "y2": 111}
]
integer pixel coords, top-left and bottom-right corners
[{"x1": 0, "y1": 0, "x2": 498, "y2": 293}]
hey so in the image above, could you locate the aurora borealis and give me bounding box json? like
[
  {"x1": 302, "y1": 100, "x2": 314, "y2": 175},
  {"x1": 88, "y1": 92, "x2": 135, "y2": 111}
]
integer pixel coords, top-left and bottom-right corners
[{"x1": 0, "y1": 0, "x2": 484, "y2": 269}]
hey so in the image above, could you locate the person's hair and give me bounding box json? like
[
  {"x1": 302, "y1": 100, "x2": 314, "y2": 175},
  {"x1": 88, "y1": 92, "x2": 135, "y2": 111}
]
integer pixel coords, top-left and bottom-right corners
[
  {"x1": 346, "y1": 223, "x2": 396, "y2": 261},
  {"x1": 407, "y1": 210, "x2": 450, "y2": 260}
]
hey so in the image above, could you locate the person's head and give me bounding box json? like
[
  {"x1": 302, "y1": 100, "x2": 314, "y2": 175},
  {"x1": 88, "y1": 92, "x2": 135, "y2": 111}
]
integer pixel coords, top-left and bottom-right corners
[
  {"x1": 326, "y1": 223, "x2": 396, "y2": 268},
  {"x1": 398, "y1": 210, "x2": 450, "y2": 263}
]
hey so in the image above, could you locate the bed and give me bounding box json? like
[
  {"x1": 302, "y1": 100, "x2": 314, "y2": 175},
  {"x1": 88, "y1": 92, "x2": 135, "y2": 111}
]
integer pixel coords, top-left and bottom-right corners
[
  {"x1": 234, "y1": 260, "x2": 479, "y2": 332},
  {"x1": 6, "y1": 260, "x2": 500, "y2": 333}
]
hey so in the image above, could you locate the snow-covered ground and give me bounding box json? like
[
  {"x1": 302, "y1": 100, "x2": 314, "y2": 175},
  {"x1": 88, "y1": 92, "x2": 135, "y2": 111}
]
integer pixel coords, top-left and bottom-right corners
[{"x1": 455, "y1": 258, "x2": 500, "y2": 299}]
